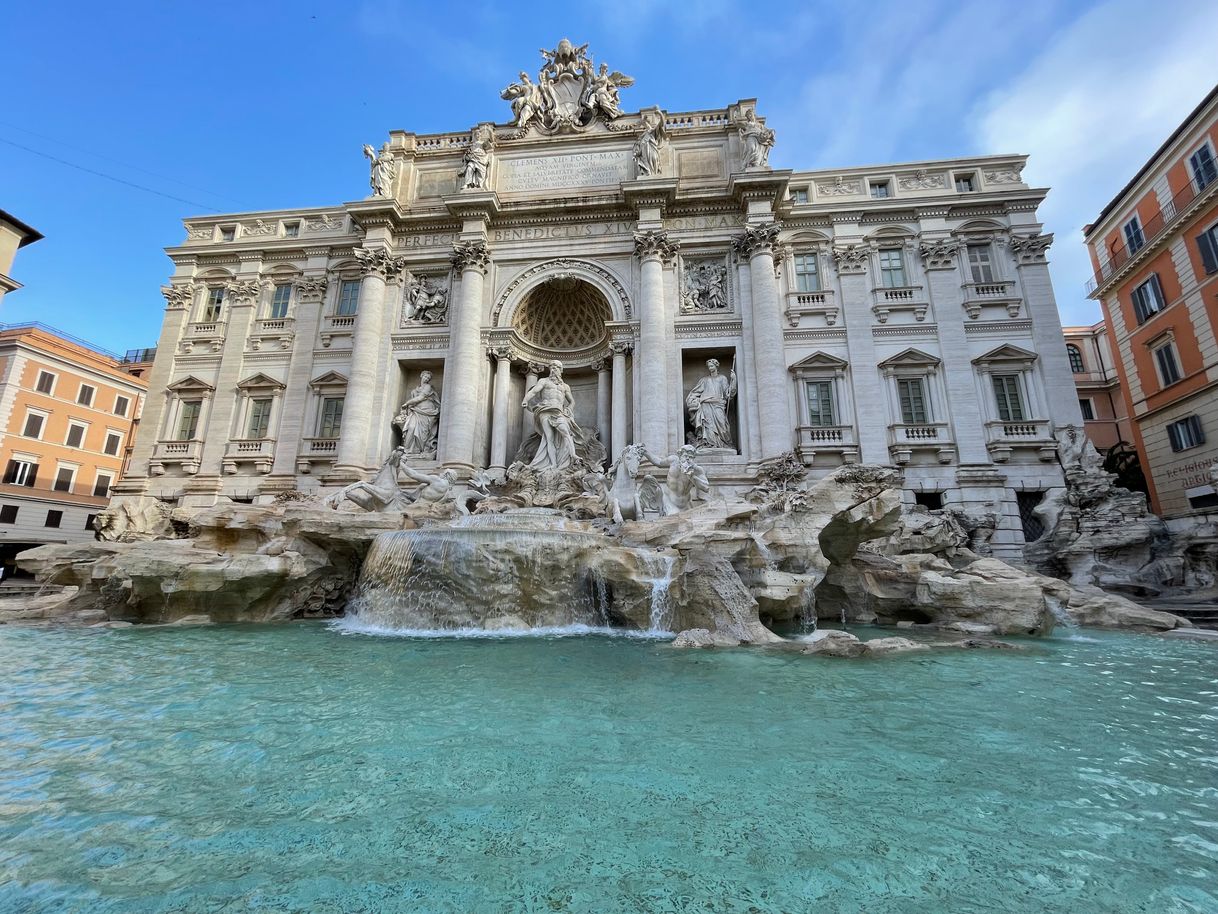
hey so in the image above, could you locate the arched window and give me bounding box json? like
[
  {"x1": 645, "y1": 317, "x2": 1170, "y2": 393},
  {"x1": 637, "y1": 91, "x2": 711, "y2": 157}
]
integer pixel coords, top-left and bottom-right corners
[{"x1": 1066, "y1": 344, "x2": 1085, "y2": 373}]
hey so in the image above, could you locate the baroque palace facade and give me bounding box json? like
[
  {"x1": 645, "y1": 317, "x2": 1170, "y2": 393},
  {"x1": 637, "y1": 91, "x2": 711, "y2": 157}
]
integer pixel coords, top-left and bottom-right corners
[{"x1": 116, "y1": 40, "x2": 1081, "y2": 557}]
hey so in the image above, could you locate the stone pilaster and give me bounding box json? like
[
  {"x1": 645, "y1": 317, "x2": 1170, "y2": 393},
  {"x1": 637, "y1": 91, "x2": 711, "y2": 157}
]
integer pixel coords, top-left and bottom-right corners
[
  {"x1": 733, "y1": 223, "x2": 789, "y2": 459},
  {"x1": 333, "y1": 246, "x2": 405, "y2": 480},
  {"x1": 197, "y1": 270, "x2": 261, "y2": 479},
  {"x1": 488, "y1": 346, "x2": 513, "y2": 478},
  {"x1": 633, "y1": 230, "x2": 679, "y2": 453},
  {"x1": 439, "y1": 240, "x2": 491, "y2": 468},
  {"x1": 268, "y1": 272, "x2": 329, "y2": 482},
  {"x1": 833, "y1": 240, "x2": 890, "y2": 465}
]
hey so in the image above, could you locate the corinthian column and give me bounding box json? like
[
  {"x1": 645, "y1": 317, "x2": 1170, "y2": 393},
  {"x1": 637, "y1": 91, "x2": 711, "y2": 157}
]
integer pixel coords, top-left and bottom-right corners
[
  {"x1": 610, "y1": 341, "x2": 631, "y2": 457},
  {"x1": 633, "y1": 230, "x2": 679, "y2": 454},
  {"x1": 734, "y1": 223, "x2": 789, "y2": 459},
  {"x1": 440, "y1": 239, "x2": 491, "y2": 468},
  {"x1": 488, "y1": 346, "x2": 513, "y2": 479},
  {"x1": 594, "y1": 358, "x2": 611, "y2": 452},
  {"x1": 333, "y1": 246, "x2": 404, "y2": 479}
]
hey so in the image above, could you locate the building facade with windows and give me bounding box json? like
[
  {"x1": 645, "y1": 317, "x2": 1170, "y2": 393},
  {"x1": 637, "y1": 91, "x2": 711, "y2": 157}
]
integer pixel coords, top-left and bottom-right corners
[
  {"x1": 0, "y1": 210, "x2": 43, "y2": 310},
  {"x1": 0, "y1": 325, "x2": 148, "y2": 567},
  {"x1": 114, "y1": 45, "x2": 1082, "y2": 557},
  {"x1": 1062, "y1": 321, "x2": 1134, "y2": 454},
  {"x1": 1084, "y1": 86, "x2": 1218, "y2": 516}
]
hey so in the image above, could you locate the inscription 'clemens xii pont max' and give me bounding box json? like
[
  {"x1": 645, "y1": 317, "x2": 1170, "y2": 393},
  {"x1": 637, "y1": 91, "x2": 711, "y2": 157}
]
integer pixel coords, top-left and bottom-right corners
[{"x1": 498, "y1": 150, "x2": 632, "y2": 192}]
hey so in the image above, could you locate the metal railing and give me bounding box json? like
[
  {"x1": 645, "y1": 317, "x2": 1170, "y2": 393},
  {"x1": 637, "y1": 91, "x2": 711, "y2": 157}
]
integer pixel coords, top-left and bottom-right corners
[{"x1": 122, "y1": 347, "x2": 157, "y2": 363}]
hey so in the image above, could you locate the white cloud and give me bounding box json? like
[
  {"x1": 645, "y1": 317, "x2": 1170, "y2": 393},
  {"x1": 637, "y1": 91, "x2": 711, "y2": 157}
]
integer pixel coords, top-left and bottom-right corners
[{"x1": 974, "y1": 0, "x2": 1218, "y2": 324}]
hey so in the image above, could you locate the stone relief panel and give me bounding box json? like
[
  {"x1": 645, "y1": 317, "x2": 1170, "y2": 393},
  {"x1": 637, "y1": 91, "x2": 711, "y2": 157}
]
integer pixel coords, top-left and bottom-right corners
[
  {"x1": 897, "y1": 170, "x2": 945, "y2": 191},
  {"x1": 680, "y1": 257, "x2": 730, "y2": 314},
  {"x1": 402, "y1": 273, "x2": 451, "y2": 325}
]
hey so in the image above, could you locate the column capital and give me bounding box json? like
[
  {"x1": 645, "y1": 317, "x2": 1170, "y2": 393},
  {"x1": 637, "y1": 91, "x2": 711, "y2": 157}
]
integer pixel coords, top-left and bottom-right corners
[
  {"x1": 296, "y1": 275, "x2": 329, "y2": 303},
  {"x1": 451, "y1": 239, "x2": 491, "y2": 274},
  {"x1": 831, "y1": 244, "x2": 870, "y2": 275},
  {"x1": 633, "y1": 230, "x2": 679, "y2": 264},
  {"x1": 610, "y1": 340, "x2": 634, "y2": 356},
  {"x1": 591, "y1": 358, "x2": 607, "y2": 372},
  {"x1": 225, "y1": 279, "x2": 262, "y2": 304},
  {"x1": 732, "y1": 222, "x2": 781, "y2": 260},
  {"x1": 353, "y1": 245, "x2": 407, "y2": 280},
  {"x1": 161, "y1": 283, "x2": 195, "y2": 309},
  {"x1": 1010, "y1": 232, "x2": 1053, "y2": 265},
  {"x1": 489, "y1": 344, "x2": 513, "y2": 361},
  {"x1": 919, "y1": 239, "x2": 960, "y2": 271}
]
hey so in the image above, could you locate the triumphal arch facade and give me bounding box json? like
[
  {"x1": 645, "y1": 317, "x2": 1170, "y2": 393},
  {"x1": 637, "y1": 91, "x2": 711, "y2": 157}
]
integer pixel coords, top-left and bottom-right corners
[{"x1": 118, "y1": 39, "x2": 1083, "y2": 556}]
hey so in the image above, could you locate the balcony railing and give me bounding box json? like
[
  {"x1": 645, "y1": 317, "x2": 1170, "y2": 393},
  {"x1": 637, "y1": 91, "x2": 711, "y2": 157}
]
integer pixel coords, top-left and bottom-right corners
[
  {"x1": 150, "y1": 439, "x2": 203, "y2": 475},
  {"x1": 784, "y1": 290, "x2": 838, "y2": 326},
  {"x1": 961, "y1": 280, "x2": 1021, "y2": 318},
  {"x1": 888, "y1": 422, "x2": 955, "y2": 464},
  {"x1": 303, "y1": 437, "x2": 338, "y2": 454},
  {"x1": 984, "y1": 419, "x2": 1057, "y2": 462},
  {"x1": 1087, "y1": 173, "x2": 1215, "y2": 296},
  {"x1": 794, "y1": 424, "x2": 858, "y2": 464},
  {"x1": 871, "y1": 286, "x2": 928, "y2": 323},
  {"x1": 223, "y1": 438, "x2": 275, "y2": 474},
  {"x1": 891, "y1": 422, "x2": 949, "y2": 441}
]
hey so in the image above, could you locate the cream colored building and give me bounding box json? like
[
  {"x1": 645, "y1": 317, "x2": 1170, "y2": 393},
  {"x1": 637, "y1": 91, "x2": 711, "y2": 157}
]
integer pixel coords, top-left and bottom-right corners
[
  {"x1": 0, "y1": 209, "x2": 43, "y2": 310},
  {"x1": 115, "y1": 41, "x2": 1082, "y2": 558}
]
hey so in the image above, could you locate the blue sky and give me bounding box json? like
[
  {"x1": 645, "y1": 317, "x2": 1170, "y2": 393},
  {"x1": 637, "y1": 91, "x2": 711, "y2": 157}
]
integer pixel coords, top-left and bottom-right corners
[{"x1": 2, "y1": 0, "x2": 1216, "y2": 353}]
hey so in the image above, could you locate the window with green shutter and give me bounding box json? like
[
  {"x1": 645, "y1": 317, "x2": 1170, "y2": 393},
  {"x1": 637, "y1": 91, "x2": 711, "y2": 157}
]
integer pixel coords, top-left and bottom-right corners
[
  {"x1": 805, "y1": 381, "x2": 835, "y2": 427},
  {"x1": 991, "y1": 374, "x2": 1025, "y2": 421},
  {"x1": 897, "y1": 378, "x2": 928, "y2": 424}
]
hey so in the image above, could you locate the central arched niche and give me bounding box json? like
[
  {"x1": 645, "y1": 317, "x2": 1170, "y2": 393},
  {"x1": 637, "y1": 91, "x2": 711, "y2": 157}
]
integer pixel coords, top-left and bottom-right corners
[{"x1": 512, "y1": 277, "x2": 612, "y2": 355}]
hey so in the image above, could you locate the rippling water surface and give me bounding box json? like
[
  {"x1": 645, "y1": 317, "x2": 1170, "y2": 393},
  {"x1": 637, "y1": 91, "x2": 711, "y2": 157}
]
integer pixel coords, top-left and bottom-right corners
[{"x1": 1, "y1": 623, "x2": 1216, "y2": 913}]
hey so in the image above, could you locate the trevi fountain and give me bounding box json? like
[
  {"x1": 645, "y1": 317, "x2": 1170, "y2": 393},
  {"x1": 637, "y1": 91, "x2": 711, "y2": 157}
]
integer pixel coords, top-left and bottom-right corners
[{"x1": 2, "y1": 38, "x2": 1217, "y2": 914}]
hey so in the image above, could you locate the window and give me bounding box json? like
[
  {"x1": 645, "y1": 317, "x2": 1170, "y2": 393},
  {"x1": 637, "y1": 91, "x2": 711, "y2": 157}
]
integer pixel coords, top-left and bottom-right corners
[
  {"x1": 4, "y1": 460, "x2": 37, "y2": 487},
  {"x1": 318, "y1": 396, "x2": 344, "y2": 438},
  {"x1": 914, "y1": 491, "x2": 943, "y2": 509},
  {"x1": 65, "y1": 422, "x2": 87, "y2": 449},
  {"x1": 1131, "y1": 274, "x2": 1166, "y2": 323},
  {"x1": 176, "y1": 400, "x2": 203, "y2": 440},
  {"x1": 247, "y1": 398, "x2": 273, "y2": 439},
  {"x1": 870, "y1": 180, "x2": 891, "y2": 199},
  {"x1": 1153, "y1": 340, "x2": 1182, "y2": 386},
  {"x1": 114, "y1": 395, "x2": 130, "y2": 417},
  {"x1": 1016, "y1": 491, "x2": 1045, "y2": 542},
  {"x1": 991, "y1": 374, "x2": 1026, "y2": 421},
  {"x1": 77, "y1": 384, "x2": 95, "y2": 407},
  {"x1": 955, "y1": 174, "x2": 976, "y2": 193},
  {"x1": 1124, "y1": 216, "x2": 1145, "y2": 254},
  {"x1": 104, "y1": 431, "x2": 123, "y2": 456},
  {"x1": 1079, "y1": 399, "x2": 1095, "y2": 421},
  {"x1": 0, "y1": 505, "x2": 17, "y2": 524},
  {"x1": 93, "y1": 473, "x2": 112, "y2": 498},
  {"x1": 269, "y1": 284, "x2": 292, "y2": 319},
  {"x1": 45, "y1": 510, "x2": 62, "y2": 529},
  {"x1": 203, "y1": 287, "x2": 225, "y2": 322},
  {"x1": 53, "y1": 467, "x2": 75, "y2": 493},
  {"x1": 22, "y1": 412, "x2": 45, "y2": 439},
  {"x1": 35, "y1": 371, "x2": 55, "y2": 394},
  {"x1": 790, "y1": 189, "x2": 808, "y2": 204},
  {"x1": 1197, "y1": 224, "x2": 1218, "y2": 275},
  {"x1": 336, "y1": 280, "x2": 361, "y2": 316},
  {"x1": 805, "y1": 381, "x2": 835, "y2": 427},
  {"x1": 85, "y1": 514, "x2": 98, "y2": 531},
  {"x1": 1067, "y1": 344, "x2": 1085, "y2": 373},
  {"x1": 283, "y1": 221, "x2": 300, "y2": 238},
  {"x1": 967, "y1": 244, "x2": 996, "y2": 283},
  {"x1": 897, "y1": 378, "x2": 928, "y2": 424},
  {"x1": 1190, "y1": 144, "x2": 1217, "y2": 191},
  {"x1": 1167, "y1": 415, "x2": 1205, "y2": 452},
  {"x1": 878, "y1": 249, "x2": 907, "y2": 288},
  {"x1": 793, "y1": 254, "x2": 820, "y2": 292},
  {"x1": 220, "y1": 226, "x2": 236, "y2": 242}
]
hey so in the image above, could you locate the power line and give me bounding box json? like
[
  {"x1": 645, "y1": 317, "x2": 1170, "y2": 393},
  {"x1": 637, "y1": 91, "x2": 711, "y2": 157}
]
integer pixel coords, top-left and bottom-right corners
[
  {"x1": 0, "y1": 135, "x2": 226, "y2": 213},
  {"x1": 0, "y1": 120, "x2": 251, "y2": 208}
]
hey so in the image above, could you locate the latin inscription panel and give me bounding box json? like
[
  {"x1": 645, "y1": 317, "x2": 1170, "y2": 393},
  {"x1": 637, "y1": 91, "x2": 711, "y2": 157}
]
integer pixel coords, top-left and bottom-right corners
[{"x1": 498, "y1": 150, "x2": 632, "y2": 193}]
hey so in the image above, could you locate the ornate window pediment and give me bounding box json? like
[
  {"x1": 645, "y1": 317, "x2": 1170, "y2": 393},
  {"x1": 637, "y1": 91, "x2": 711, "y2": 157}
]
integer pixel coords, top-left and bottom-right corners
[
  {"x1": 972, "y1": 344, "x2": 1038, "y2": 369},
  {"x1": 309, "y1": 371, "x2": 348, "y2": 390},
  {"x1": 790, "y1": 351, "x2": 848, "y2": 375},
  {"x1": 165, "y1": 376, "x2": 215, "y2": 394},
  {"x1": 236, "y1": 372, "x2": 286, "y2": 391},
  {"x1": 878, "y1": 348, "x2": 940, "y2": 372}
]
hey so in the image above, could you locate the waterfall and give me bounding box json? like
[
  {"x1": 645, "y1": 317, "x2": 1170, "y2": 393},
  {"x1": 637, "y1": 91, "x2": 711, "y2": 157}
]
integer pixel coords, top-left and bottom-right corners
[
  {"x1": 798, "y1": 585, "x2": 818, "y2": 634},
  {"x1": 644, "y1": 553, "x2": 676, "y2": 633},
  {"x1": 1044, "y1": 595, "x2": 1078, "y2": 629}
]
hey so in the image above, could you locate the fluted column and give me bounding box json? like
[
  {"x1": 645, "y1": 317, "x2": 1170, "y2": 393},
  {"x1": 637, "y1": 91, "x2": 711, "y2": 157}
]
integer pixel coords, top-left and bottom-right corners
[
  {"x1": 333, "y1": 247, "x2": 404, "y2": 479},
  {"x1": 594, "y1": 358, "x2": 611, "y2": 451},
  {"x1": 488, "y1": 347, "x2": 513, "y2": 478},
  {"x1": 439, "y1": 240, "x2": 491, "y2": 468},
  {"x1": 734, "y1": 223, "x2": 789, "y2": 459},
  {"x1": 633, "y1": 230, "x2": 679, "y2": 453},
  {"x1": 611, "y1": 341, "x2": 630, "y2": 457}
]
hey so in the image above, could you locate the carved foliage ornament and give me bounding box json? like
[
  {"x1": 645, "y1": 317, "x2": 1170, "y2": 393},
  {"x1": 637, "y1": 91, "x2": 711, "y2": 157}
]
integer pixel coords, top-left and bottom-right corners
[
  {"x1": 354, "y1": 246, "x2": 407, "y2": 280},
  {"x1": 1009, "y1": 232, "x2": 1053, "y2": 265},
  {"x1": 985, "y1": 167, "x2": 1023, "y2": 185},
  {"x1": 161, "y1": 284, "x2": 195, "y2": 308},
  {"x1": 897, "y1": 170, "x2": 945, "y2": 191},
  {"x1": 732, "y1": 223, "x2": 781, "y2": 259},
  {"x1": 226, "y1": 279, "x2": 262, "y2": 303},
  {"x1": 831, "y1": 245, "x2": 870, "y2": 275},
  {"x1": 633, "y1": 230, "x2": 679, "y2": 263},
  {"x1": 296, "y1": 276, "x2": 329, "y2": 302},
  {"x1": 817, "y1": 176, "x2": 861, "y2": 196},
  {"x1": 919, "y1": 239, "x2": 960, "y2": 271},
  {"x1": 451, "y1": 240, "x2": 492, "y2": 274}
]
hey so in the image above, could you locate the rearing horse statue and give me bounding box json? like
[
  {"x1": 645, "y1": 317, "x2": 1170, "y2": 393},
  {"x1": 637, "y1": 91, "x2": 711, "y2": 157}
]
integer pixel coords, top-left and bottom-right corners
[
  {"x1": 606, "y1": 443, "x2": 646, "y2": 524},
  {"x1": 324, "y1": 447, "x2": 409, "y2": 513}
]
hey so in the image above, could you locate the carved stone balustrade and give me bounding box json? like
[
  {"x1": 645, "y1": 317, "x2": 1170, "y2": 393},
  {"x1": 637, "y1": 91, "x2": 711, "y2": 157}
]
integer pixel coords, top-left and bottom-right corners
[
  {"x1": 888, "y1": 422, "x2": 954, "y2": 465},
  {"x1": 794, "y1": 424, "x2": 858, "y2": 465},
  {"x1": 296, "y1": 437, "x2": 339, "y2": 475},
  {"x1": 961, "y1": 281, "x2": 1021, "y2": 319},
  {"x1": 150, "y1": 439, "x2": 203, "y2": 476},
  {"x1": 320, "y1": 314, "x2": 356, "y2": 349},
  {"x1": 223, "y1": 438, "x2": 276, "y2": 475},
  {"x1": 983, "y1": 419, "x2": 1057, "y2": 463},
  {"x1": 180, "y1": 321, "x2": 226, "y2": 354},
  {"x1": 249, "y1": 318, "x2": 295, "y2": 352},
  {"x1": 784, "y1": 290, "x2": 839, "y2": 327},
  {"x1": 871, "y1": 286, "x2": 928, "y2": 323}
]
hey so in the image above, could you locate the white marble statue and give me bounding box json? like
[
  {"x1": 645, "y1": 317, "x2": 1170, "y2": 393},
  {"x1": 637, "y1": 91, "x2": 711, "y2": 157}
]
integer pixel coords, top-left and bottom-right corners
[
  {"x1": 460, "y1": 126, "x2": 494, "y2": 190},
  {"x1": 633, "y1": 110, "x2": 666, "y2": 176},
  {"x1": 581, "y1": 62, "x2": 632, "y2": 120},
  {"x1": 643, "y1": 445, "x2": 711, "y2": 516},
  {"x1": 681, "y1": 261, "x2": 727, "y2": 313},
  {"x1": 325, "y1": 447, "x2": 409, "y2": 512},
  {"x1": 736, "y1": 109, "x2": 775, "y2": 169},
  {"x1": 394, "y1": 371, "x2": 441, "y2": 458},
  {"x1": 501, "y1": 72, "x2": 543, "y2": 129},
  {"x1": 606, "y1": 443, "x2": 647, "y2": 524},
  {"x1": 399, "y1": 462, "x2": 463, "y2": 514},
  {"x1": 363, "y1": 143, "x2": 396, "y2": 197},
  {"x1": 1057, "y1": 425, "x2": 1105, "y2": 474},
  {"x1": 539, "y1": 39, "x2": 591, "y2": 80},
  {"x1": 523, "y1": 360, "x2": 577, "y2": 470},
  {"x1": 686, "y1": 359, "x2": 737, "y2": 450},
  {"x1": 404, "y1": 276, "x2": 449, "y2": 324}
]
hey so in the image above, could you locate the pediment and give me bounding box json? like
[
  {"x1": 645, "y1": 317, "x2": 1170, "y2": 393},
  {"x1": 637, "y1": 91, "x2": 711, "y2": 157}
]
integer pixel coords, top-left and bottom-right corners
[
  {"x1": 877, "y1": 348, "x2": 940, "y2": 369},
  {"x1": 236, "y1": 372, "x2": 285, "y2": 390},
  {"x1": 309, "y1": 370, "x2": 348, "y2": 388},
  {"x1": 972, "y1": 344, "x2": 1038, "y2": 365},
  {"x1": 790, "y1": 351, "x2": 848, "y2": 372},
  {"x1": 166, "y1": 375, "x2": 215, "y2": 392}
]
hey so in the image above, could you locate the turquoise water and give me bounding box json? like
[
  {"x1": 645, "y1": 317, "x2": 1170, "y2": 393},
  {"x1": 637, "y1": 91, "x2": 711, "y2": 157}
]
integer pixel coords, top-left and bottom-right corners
[{"x1": 1, "y1": 624, "x2": 1216, "y2": 914}]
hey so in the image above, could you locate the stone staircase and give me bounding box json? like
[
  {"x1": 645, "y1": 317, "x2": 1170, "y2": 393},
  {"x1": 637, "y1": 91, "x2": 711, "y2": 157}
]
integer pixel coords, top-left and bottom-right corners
[{"x1": 1144, "y1": 597, "x2": 1218, "y2": 630}]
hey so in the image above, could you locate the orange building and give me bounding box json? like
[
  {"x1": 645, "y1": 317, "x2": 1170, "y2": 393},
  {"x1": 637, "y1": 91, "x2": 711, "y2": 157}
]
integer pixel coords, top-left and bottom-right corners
[
  {"x1": 1084, "y1": 85, "x2": 1218, "y2": 517},
  {"x1": 1062, "y1": 320, "x2": 1135, "y2": 453},
  {"x1": 0, "y1": 324, "x2": 150, "y2": 569}
]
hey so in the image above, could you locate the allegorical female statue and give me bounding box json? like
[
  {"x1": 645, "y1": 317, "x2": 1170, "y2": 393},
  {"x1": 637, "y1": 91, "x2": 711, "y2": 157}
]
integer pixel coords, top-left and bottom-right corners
[
  {"x1": 363, "y1": 143, "x2": 396, "y2": 197},
  {"x1": 460, "y1": 126, "x2": 494, "y2": 190},
  {"x1": 633, "y1": 110, "x2": 666, "y2": 177},
  {"x1": 735, "y1": 108, "x2": 775, "y2": 169},
  {"x1": 394, "y1": 371, "x2": 441, "y2": 458},
  {"x1": 685, "y1": 358, "x2": 737, "y2": 449}
]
